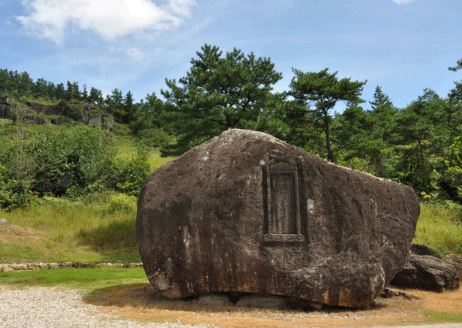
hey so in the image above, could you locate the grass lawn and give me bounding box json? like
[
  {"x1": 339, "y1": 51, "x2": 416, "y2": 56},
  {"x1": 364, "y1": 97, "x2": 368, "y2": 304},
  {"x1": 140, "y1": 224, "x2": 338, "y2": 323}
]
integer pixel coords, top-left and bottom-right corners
[
  {"x1": 0, "y1": 193, "x2": 141, "y2": 263},
  {"x1": 0, "y1": 267, "x2": 147, "y2": 291},
  {"x1": 413, "y1": 202, "x2": 462, "y2": 256}
]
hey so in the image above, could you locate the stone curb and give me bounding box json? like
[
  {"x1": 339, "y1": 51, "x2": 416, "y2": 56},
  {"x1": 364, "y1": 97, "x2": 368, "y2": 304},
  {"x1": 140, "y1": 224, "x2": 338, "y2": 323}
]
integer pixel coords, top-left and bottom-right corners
[{"x1": 0, "y1": 262, "x2": 143, "y2": 272}]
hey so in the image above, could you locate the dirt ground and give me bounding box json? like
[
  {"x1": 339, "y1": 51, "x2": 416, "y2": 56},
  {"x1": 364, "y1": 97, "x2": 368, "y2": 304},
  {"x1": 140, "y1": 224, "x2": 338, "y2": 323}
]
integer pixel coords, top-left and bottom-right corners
[{"x1": 84, "y1": 283, "x2": 462, "y2": 328}]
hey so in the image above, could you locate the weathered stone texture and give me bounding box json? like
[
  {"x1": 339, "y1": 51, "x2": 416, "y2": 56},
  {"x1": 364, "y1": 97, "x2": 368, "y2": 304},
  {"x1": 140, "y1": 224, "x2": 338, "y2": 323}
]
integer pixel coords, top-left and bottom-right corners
[
  {"x1": 136, "y1": 129, "x2": 420, "y2": 308},
  {"x1": 391, "y1": 244, "x2": 459, "y2": 292}
]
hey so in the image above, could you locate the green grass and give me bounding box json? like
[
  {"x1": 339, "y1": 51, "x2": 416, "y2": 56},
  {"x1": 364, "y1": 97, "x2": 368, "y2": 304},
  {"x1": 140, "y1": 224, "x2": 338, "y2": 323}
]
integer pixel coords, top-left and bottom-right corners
[
  {"x1": 0, "y1": 267, "x2": 147, "y2": 291},
  {"x1": 114, "y1": 134, "x2": 173, "y2": 172},
  {"x1": 413, "y1": 202, "x2": 462, "y2": 256},
  {"x1": 0, "y1": 192, "x2": 141, "y2": 263},
  {"x1": 0, "y1": 244, "x2": 45, "y2": 263},
  {"x1": 425, "y1": 311, "x2": 462, "y2": 323}
]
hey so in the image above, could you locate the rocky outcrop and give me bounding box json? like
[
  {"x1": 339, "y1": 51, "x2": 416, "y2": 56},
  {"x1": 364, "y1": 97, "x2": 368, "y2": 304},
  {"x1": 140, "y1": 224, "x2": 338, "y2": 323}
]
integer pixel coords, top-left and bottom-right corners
[
  {"x1": 0, "y1": 96, "x2": 114, "y2": 131},
  {"x1": 0, "y1": 95, "x2": 13, "y2": 118},
  {"x1": 390, "y1": 244, "x2": 459, "y2": 292},
  {"x1": 136, "y1": 129, "x2": 420, "y2": 308}
]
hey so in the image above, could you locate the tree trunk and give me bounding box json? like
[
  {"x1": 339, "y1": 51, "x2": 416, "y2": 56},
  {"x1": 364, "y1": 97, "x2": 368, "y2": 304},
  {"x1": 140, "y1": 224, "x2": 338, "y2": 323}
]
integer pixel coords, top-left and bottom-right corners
[{"x1": 323, "y1": 109, "x2": 335, "y2": 163}]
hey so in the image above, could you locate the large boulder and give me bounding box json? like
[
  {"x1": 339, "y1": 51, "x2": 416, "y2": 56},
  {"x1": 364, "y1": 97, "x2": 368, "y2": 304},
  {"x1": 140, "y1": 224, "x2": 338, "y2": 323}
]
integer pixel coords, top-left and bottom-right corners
[
  {"x1": 390, "y1": 244, "x2": 459, "y2": 292},
  {"x1": 136, "y1": 129, "x2": 420, "y2": 308}
]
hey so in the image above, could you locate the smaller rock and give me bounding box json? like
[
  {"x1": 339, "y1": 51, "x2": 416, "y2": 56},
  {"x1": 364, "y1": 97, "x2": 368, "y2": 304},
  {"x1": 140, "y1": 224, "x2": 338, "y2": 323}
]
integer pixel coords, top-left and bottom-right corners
[
  {"x1": 381, "y1": 288, "x2": 420, "y2": 300},
  {"x1": 75, "y1": 261, "x2": 85, "y2": 268},
  {"x1": 236, "y1": 295, "x2": 286, "y2": 309},
  {"x1": 127, "y1": 263, "x2": 137, "y2": 269},
  {"x1": 197, "y1": 294, "x2": 233, "y2": 306},
  {"x1": 101, "y1": 263, "x2": 113, "y2": 267},
  {"x1": 391, "y1": 244, "x2": 459, "y2": 292},
  {"x1": 39, "y1": 263, "x2": 50, "y2": 270},
  {"x1": 0, "y1": 219, "x2": 11, "y2": 226},
  {"x1": 59, "y1": 262, "x2": 73, "y2": 268},
  {"x1": 49, "y1": 263, "x2": 59, "y2": 269},
  {"x1": 410, "y1": 244, "x2": 438, "y2": 257},
  {"x1": 11, "y1": 264, "x2": 27, "y2": 271},
  {"x1": 27, "y1": 263, "x2": 40, "y2": 270},
  {"x1": 1, "y1": 265, "x2": 13, "y2": 272}
]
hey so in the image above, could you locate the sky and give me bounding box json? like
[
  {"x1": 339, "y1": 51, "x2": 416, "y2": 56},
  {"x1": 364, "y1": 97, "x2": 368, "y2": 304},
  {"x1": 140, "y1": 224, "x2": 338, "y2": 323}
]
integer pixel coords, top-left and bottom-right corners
[{"x1": 1, "y1": 0, "x2": 462, "y2": 110}]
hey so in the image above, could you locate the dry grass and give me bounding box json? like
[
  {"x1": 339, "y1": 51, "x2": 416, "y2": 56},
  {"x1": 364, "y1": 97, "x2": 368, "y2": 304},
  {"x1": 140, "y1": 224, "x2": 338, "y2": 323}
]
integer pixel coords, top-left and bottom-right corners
[
  {"x1": 0, "y1": 194, "x2": 140, "y2": 263},
  {"x1": 84, "y1": 283, "x2": 462, "y2": 327}
]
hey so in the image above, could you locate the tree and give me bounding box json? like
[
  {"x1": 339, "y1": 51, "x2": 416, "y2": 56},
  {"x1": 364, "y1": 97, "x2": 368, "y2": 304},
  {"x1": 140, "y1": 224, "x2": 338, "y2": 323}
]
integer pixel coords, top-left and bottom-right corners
[
  {"x1": 448, "y1": 58, "x2": 462, "y2": 72},
  {"x1": 88, "y1": 87, "x2": 103, "y2": 105},
  {"x1": 393, "y1": 89, "x2": 448, "y2": 192},
  {"x1": 55, "y1": 83, "x2": 66, "y2": 100},
  {"x1": 370, "y1": 86, "x2": 392, "y2": 110},
  {"x1": 124, "y1": 90, "x2": 134, "y2": 123},
  {"x1": 289, "y1": 68, "x2": 366, "y2": 163},
  {"x1": 161, "y1": 44, "x2": 282, "y2": 155},
  {"x1": 82, "y1": 84, "x2": 88, "y2": 102}
]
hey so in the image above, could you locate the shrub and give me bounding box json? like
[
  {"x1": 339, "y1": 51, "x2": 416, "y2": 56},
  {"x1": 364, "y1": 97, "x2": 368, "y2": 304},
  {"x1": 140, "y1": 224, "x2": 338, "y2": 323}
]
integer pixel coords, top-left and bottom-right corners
[
  {"x1": 25, "y1": 124, "x2": 115, "y2": 196},
  {"x1": 110, "y1": 152, "x2": 151, "y2": 197},
  {"x1": 105, "y1": 193, "x2": 137, "y2": 214}
]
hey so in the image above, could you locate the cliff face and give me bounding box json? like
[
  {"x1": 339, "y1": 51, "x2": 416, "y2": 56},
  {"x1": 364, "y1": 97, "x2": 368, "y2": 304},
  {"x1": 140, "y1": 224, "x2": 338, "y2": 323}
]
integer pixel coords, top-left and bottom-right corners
[{"x1": 0, "y1": 95, "x2": 114, "y2": 131}]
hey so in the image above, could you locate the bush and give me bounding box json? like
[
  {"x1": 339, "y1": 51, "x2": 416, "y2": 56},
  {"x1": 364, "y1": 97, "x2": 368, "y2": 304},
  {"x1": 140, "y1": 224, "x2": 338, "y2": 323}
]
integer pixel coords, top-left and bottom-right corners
[
  {"x1": 24, "y1": 124, "x2": 115, "y2": 196},
  {"x1": 0, "y1": 168, "x2": 32, "y2": 211},
  {"x1": 105, "y1": 193, "x2": 137, "y2": 214},
  {"x1": 110, "y1": 152, "x2": 151, "y2": 197}
]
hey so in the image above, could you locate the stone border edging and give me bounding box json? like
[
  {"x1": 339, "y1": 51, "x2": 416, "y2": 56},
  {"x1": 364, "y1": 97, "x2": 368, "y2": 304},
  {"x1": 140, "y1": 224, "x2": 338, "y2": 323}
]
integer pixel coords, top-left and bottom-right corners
[{"x1": 0, "y1": 262, "x2": 143, "y2": 272}]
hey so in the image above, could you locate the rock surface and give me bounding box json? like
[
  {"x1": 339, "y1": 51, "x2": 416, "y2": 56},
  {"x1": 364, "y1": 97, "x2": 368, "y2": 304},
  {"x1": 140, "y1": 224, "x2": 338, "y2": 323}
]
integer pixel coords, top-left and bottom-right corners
[
  {"x1": 136, "y1": 129, "x2": 420, "y2": 308},
  {"x1": 0, "y1": 96, "x2": 114, "y2": 130},
  {"x1": 390, "y1": 244, "x2": 459, "y2": 292}
]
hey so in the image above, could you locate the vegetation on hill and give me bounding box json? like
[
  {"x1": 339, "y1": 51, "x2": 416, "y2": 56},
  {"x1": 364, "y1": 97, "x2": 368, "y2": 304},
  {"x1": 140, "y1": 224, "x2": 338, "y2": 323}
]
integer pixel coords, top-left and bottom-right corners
[{"x1": 2, "y1": 45, "x2": 461, "y2": 205}]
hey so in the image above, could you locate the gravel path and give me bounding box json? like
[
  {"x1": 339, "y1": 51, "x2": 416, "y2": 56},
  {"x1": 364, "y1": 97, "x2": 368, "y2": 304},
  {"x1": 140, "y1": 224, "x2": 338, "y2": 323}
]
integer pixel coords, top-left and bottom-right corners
[
  {"x1": 0, "y1": 286, "x2": 211, "y2": 328},
  {"x1": 1, "y1": 286, "x2": 461, "y2": 328}
]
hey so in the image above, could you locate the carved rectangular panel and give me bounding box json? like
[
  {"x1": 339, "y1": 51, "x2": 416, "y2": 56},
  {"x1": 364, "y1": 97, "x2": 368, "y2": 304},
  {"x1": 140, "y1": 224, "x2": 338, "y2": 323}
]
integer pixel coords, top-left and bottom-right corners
[
  {"x1": 270, "y1": 173, "x2": 296, "y2": 234},
  {"x1": 263, "y1": 159, "x2": 304, "y2": 243}
]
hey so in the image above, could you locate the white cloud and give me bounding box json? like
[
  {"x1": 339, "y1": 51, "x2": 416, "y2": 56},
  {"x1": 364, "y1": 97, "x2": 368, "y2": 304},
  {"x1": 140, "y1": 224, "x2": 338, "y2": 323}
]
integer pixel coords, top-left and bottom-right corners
[
  {"x1": 126, "y1": 47, "x2": 145, "y2": 61},
  {"x1": 17, "y1": 0, "x2": 196, "y2": 43},
  {"x1": 392, "y1": 0, "x2": 416, "y2": 4}
]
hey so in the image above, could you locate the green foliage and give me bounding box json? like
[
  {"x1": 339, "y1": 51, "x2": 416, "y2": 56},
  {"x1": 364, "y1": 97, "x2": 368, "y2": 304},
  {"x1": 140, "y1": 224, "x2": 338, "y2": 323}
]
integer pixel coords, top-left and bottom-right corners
[
  {"x1": 130, "y1": 93, "x2": 174, "y2": 148},
  {"x1": 0, "y1": 124, "x2": 117, "y2": 206},
  {"x1": 393, "y1": 89, "x2": 449, "y2": 194},
  {"x1": 0, "y1": 173, "x2": 31, "y2": 211},
  {"x1": 448, "y1": 57, "x2": 462, "y2": 72},
  {"x1": 160, "y1": 44, "x2": 282, "y2": 155},
  {"x1": 105, "y1": 193, "x2": 137, "y2": 214},
  {"x1": 439, "y1": 137, "x2": 462, "y2": 202},
  {"x1": 110, "y1": 152, "x2": 151, "y2": 197},
  {"x1": 0, "y1": 68, "x2": 104, "y2": 104},
  {"x1": 63, "y1": 102, "x2": 84, "y2": 120},
  {"x1": 288, "y1": 68, "x2": 366, "y2": 163}
]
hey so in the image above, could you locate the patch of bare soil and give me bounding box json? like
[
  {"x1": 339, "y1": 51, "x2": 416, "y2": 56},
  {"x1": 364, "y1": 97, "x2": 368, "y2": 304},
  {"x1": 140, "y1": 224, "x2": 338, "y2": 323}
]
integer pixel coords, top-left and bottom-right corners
[
  {"x1": 0, "y1": 223, "x2": 42, "y2": 244},
  {"x1": 83, "y1": 283, "x2": 462, "y2": 328}
]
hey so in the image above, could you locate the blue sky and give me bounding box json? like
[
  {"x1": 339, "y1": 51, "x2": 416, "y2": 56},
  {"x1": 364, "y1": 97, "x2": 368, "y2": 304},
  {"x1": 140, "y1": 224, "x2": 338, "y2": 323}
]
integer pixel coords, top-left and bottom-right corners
[{"x1": 1, "y1": 0, "x2": 461, "y2": 110}]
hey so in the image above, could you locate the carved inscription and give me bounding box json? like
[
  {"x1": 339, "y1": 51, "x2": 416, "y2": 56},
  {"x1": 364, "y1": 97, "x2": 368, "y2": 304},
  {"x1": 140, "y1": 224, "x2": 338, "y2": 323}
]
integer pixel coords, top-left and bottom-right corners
[
  {"x1": 270, "y1": 173, "x2": 296, "y2": 234},
  {"x1": 263, "y1": 158, "x2": 304, "y2": 243}
]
